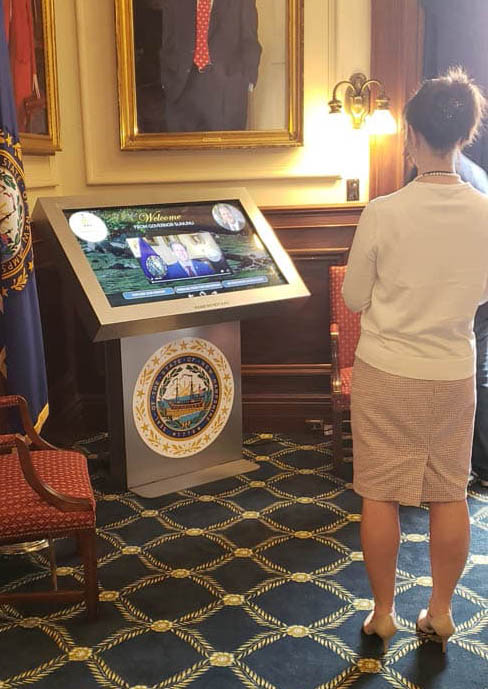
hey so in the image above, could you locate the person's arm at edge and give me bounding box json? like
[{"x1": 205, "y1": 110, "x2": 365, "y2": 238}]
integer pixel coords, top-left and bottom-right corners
[{"x1": 342, "y1": 203, "x2": 378, "y2": 313}]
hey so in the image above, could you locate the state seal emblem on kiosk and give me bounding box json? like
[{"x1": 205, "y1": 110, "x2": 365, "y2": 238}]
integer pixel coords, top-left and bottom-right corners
[{"x1": 133, "y1": 338, "x2": 235, "y2": 457}]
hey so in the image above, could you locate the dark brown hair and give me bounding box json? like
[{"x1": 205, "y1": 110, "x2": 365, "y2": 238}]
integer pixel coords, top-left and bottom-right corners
[{"x1": 404, "y1": 67, "x2": 486, "y2": 152}]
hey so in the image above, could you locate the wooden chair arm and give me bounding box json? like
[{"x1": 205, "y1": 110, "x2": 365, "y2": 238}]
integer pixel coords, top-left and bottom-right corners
[
  {"x1": 330, "y1": 323, "x2": 342, "y2": 396},
  {"x1": 14, "y1": 436, "x2": 92, "y2": 512},
  {"x1": 0, "y1": 395, "x2": 56, "y2": 450}
]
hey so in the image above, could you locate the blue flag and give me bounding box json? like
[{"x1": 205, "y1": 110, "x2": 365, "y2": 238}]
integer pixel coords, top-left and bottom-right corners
[{"x1": 0, "y1": 9, "x2": 48, "y2": 430}]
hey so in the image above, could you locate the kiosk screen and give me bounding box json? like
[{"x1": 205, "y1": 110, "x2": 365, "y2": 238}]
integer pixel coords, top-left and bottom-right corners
[{"x1": 64, "y1": 200, "x2": 287, "y2": 307}]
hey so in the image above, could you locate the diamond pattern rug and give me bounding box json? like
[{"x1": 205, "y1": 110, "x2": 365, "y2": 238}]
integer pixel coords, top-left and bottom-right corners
[{"x1": 0, "y1": 433, "x2": 487, "y2": 689}]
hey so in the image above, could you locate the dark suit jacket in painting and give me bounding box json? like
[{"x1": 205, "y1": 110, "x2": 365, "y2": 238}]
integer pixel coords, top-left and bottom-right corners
[{"x1": 160, "y1": 0, "x2": 262, "y2": 131}]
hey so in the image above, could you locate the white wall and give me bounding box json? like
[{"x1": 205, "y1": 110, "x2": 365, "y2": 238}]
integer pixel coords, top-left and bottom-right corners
[
  {"x1": 250, "y1": 0, "x2": 286, "y2": 131},
  {"x1": 25, "y1": 0, "x2": 372, "y2": 209}
]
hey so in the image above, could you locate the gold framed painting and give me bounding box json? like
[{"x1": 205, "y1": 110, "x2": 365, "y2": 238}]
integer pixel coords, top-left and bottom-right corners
[
  {"x1": 3, "y1": 0, "x2": 61, "y2": 155},
  {"x1": 115, "y1": 0, "x2": 304, "y2": 150}
]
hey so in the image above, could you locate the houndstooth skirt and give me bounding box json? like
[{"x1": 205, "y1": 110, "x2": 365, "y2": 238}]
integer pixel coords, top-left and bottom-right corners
[{"x1": 351, "y1": 357, "x2": 475, "y2": 506}]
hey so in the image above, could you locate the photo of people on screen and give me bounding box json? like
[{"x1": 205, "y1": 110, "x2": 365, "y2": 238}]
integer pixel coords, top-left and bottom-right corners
[
  {"x1": 212, "y1": 203, "x2": 246, "y2": 232},
  {"x1": 127, "y1": 232, "x2": 231, "y2": 284}
]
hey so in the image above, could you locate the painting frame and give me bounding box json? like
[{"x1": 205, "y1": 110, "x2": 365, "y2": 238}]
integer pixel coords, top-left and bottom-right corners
[
  {"x1": 115, "y1": 0, "x2": 304, "y2": 150},
  {"x1": 11, "y1": 0, "x2": 61, "y2": 155}
]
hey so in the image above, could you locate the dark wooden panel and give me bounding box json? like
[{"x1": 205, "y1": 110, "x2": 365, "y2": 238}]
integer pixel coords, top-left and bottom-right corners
[
  {"x1": 241, "y1": 252, "x2": 347, "y2": 366},
  {"x1": 243, "y1": 394, "x2": 330, "y2": 433},
  {"x1": 369, "y1": 0, "x2": 424, "y2": 198},
  {"x1": 240, "y1": 205, "x2": 362, "y2": 431},
  {"x1": 242, "y1": 367, "x2": 330, "y2": 397},
  {"x1": 35, "y1": 234, "x2": 107, "y2": 443},
  {"x1": 263, "y1": 204, "x2": 364, "y2": 229}
]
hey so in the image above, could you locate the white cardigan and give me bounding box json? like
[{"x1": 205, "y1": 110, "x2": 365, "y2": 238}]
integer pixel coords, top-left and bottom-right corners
[{"x1": 342, "y1": 181, "x2": 488, "y2": 380}]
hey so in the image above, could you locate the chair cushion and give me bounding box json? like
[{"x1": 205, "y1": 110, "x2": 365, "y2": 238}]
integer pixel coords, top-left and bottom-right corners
[
  {"x1": 329, "y1": 266, "x2": 361, "y2": 369},
  {"x1": 0, "y1": 450, "x2": 95, "y2": 541}
]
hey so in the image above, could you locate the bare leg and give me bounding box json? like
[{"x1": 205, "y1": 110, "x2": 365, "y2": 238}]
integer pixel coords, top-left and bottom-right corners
[
  {"x1": 428, "y1": 500, "x2": 470, "y2": 615},
  {"x1": 361, "y1": 498, "x2": 400, "y2": 615}
]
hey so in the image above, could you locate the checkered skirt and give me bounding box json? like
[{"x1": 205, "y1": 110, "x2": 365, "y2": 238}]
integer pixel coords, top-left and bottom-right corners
[{"x1": 351, "y1": 357, "x2": 475, "y2": 506}]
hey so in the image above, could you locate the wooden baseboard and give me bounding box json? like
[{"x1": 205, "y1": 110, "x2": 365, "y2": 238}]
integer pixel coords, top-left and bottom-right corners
[{"x1": 243, "y1": 393, "x2": 331, "y2": 432}]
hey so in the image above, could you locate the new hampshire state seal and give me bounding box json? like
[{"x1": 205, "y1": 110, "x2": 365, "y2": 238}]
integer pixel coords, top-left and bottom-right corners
[
  {"x1": 0, "y1": 129, "x2": 32, "y2": 296},
  {"x1": 133, "y1": 338, "x2": 234, "y2": 457}
]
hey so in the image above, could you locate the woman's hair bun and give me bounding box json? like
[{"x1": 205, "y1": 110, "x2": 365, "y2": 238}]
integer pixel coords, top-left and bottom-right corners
[{"x1": 405, "y1": 66, "x2": 486, "y2": 152}]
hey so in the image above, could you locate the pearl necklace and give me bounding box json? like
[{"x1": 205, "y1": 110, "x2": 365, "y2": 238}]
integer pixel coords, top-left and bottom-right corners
[{"x1": 415, "y1": 170, "x2": 460, "y2": 181}]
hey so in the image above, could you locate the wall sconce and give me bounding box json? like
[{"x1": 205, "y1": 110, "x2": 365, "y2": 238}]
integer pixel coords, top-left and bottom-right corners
[{"x1": 328, "y1": 72, "x2": 397, "y2": 135}]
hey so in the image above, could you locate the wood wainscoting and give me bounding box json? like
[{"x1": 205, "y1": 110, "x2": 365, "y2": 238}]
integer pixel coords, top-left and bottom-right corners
[
  {"x1": 34, "y1": 204, "x2": 363, "y2": 441},
  {"x1": 244, "y1": 205, "x2": 362, "y2": 431}
]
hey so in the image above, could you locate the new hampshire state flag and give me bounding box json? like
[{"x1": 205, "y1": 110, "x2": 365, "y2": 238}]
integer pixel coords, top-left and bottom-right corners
[{"x1": 0, "y1": 9, "x2": 48, "y2": 430}]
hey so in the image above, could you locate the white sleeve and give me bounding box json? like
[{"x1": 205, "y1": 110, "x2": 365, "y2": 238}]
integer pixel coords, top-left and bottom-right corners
[
  {"x1": 342, "y1": 203, "x2": 378, "y2": 313},
  {"x1": 480, "y1": 236, "x2": 488, "y2": 304}
]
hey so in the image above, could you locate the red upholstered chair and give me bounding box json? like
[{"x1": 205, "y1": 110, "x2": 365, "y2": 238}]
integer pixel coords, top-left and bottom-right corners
[
  {"x1": 0, "y1": 395, "x2": 98, "y2": 619},
  {"x1": 329, "y1": 265, "x2": 361, "y2": 470}
]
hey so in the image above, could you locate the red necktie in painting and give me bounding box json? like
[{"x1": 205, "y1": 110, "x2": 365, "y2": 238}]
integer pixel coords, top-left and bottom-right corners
[{"x1": 194, "y1": 0, "x2": 211, "y2": 71}]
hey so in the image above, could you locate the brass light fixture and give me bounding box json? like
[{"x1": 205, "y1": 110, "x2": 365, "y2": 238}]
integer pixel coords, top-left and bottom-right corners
[{"x1": 328, "y1": 72, "x2": 397, "y2": 134}]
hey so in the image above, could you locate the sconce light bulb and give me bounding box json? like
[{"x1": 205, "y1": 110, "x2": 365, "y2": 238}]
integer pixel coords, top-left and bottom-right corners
[
  {"x1": 327, "y1": 109, "x2": 350, "y2": 134},
  {"x1": 366, "y1": 108, "x2": 397, "y2": 135}
]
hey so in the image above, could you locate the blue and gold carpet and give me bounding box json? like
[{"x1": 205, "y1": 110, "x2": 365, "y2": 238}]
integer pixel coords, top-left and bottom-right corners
[{"x1": 0, "y1": 433, "x2": 487, "y2": 689}]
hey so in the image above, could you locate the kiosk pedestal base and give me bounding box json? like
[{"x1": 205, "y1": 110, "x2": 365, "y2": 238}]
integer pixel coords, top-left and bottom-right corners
[
  {"x1": 106, "y1": 321, "x2": 258, "y2": 496},
  {"x1": 131, "y1": 459, "x2": 258, "y2": 497}
]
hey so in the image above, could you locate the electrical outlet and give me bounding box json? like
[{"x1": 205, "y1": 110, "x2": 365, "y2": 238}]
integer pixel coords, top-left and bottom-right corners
[
  {"x1": 305, "y1": 419, "x2": 324, "y2": 431},
  {"x1": 347, "y1": 178, "x2": 360, "y2": 202}
]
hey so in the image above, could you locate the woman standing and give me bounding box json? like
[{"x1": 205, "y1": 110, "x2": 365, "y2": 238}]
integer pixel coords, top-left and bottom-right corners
[{"x1": 343, "y1": 68, "x2": 488, "y2": 653}]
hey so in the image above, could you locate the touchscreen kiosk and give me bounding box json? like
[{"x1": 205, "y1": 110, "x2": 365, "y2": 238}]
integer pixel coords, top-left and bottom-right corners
[
  {"x1": 34, "y1": 189, "x2": 308, "y2": 342},
  {"x1": 33, "y1": 189, "x2": 309, "y2": 496}
]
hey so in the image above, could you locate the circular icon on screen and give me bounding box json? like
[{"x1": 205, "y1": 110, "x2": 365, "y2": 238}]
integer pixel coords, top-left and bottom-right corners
[
  {"x1": 212, "y1": 203, "x2": 246, "y2": 232},
  {"x1": 145, "y1": 255, "x2": 168, "y2": 278},
  {"x1": 69, "y1": 212, "x2": 108, "y2": 243}
]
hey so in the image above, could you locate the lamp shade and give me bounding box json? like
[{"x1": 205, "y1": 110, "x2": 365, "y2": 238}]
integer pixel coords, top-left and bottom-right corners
[
  {"x1": 327, "y1": 109, "x2": 350, "y2": 134},
  {"x1": 366, "y1": 108, "x2": 397, "y2": 135}
]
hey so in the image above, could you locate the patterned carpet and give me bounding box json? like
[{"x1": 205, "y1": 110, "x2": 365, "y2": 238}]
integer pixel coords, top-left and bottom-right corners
[{"x1": 0, "y1": 433, "x2": 487, "y2": 689}]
